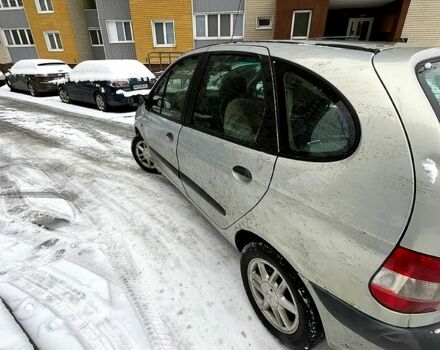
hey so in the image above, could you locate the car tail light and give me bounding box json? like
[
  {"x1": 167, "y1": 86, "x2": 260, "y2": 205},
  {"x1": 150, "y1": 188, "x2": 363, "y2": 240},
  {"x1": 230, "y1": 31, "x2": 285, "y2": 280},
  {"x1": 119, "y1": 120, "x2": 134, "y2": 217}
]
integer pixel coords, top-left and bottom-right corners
[
  {"x1": 110, "y1": 80, "x2": 129, "y2": 88},
  {"x1": 370, "y1": 246, "x2": 440, "y2": 313}
]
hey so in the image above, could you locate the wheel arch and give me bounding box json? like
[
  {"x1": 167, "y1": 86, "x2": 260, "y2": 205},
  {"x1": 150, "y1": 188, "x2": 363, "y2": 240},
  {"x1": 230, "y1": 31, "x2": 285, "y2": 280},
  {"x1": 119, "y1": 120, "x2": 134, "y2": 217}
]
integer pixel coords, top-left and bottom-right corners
[{"x1": 235, "y1": 229, "x2": 273, "y2": 252}]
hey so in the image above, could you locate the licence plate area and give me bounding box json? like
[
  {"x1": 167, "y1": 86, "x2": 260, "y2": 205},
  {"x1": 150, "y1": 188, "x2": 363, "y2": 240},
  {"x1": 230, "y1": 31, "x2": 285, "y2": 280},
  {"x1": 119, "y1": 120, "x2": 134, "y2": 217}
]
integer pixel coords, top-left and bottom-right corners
[{"x1": 133, "y1": 84, "x2": 149, "y2": 90}]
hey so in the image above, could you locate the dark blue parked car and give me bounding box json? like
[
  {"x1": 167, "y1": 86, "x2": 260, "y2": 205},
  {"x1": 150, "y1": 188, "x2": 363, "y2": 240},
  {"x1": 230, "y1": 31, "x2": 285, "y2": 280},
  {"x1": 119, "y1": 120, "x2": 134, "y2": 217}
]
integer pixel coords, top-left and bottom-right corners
[{"x1": 58, "y1": 60, "x2": 156, "y2": 112}]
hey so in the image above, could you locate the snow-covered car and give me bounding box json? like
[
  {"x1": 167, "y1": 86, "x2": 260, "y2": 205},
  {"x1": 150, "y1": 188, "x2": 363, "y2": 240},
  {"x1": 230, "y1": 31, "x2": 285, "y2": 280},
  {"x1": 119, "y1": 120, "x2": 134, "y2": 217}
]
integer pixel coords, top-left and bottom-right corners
[
  {"x1": 6, "y1": 59, "x2": 71, "y2": 96},
  {"x1": 0, "y1": 71, "x2": 5, "y2": 87},
  {"x1": 58, "y1": 60, "x2": 156, "y2": 112}
]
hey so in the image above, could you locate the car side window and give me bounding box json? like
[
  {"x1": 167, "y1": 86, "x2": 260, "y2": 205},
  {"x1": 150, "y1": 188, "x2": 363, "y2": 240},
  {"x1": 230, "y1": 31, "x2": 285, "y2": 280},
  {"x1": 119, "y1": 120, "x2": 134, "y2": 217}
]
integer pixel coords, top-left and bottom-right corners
[
  {"x1": 191, "y1": 54, "x2": 269, "y2": 146},
  {"x1": 150, "y1": 55, "x2": 200, "y2": 121},
  {"x1": 276, "y1": 61, "x2": 358, "y2": 159}
]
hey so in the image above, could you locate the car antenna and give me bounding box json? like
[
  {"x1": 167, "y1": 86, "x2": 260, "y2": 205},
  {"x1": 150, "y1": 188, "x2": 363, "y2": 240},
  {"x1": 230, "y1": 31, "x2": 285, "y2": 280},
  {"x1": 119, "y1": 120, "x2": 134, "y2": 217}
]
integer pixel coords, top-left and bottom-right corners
[{"x1": 231, "y1": 0, "x2": 243, "y2": 42}]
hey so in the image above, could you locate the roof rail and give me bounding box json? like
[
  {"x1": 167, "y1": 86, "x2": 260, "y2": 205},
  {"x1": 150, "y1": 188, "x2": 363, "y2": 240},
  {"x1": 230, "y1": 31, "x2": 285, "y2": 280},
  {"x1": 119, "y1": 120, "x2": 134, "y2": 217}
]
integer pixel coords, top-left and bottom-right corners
[{"x1": 234, "y1": 40, "x2": 382, "y2": 54}]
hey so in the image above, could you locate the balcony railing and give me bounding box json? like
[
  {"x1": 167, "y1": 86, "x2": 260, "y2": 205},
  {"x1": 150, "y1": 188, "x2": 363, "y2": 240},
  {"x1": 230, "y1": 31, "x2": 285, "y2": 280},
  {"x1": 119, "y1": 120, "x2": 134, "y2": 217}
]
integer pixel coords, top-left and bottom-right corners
[{"x1": 146, "y1": 52, "x2": 183, "y2": 72}]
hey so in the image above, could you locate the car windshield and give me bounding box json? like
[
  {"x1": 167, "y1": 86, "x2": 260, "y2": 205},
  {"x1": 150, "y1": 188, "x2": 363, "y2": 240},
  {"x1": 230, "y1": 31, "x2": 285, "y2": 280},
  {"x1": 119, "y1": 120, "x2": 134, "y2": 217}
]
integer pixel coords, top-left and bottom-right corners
[{"x1": 418, "y1": 60, "x2": 440, "y2": 118}]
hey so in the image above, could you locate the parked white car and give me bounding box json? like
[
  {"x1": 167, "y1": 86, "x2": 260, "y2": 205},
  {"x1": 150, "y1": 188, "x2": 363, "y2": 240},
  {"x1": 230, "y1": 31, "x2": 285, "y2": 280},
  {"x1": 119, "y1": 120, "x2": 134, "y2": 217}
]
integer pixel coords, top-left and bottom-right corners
[
  {"x1": 130, "y1": 41, "x2": 440, "y2": 350},
  {"x1": 6, "y1": 59, "x2": 71, "y2": 96},
  {"x1": 58, "y1": 60, "x2": 156, "y2": 111}
]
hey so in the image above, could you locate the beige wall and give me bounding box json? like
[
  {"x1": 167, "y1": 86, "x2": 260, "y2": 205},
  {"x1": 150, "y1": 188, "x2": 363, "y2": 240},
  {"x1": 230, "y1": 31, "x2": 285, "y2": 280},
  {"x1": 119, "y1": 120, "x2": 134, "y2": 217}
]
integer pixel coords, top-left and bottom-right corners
[
  {"x1": 67, "y1": 0, "x2": 94, "y2": 62},
  {"x1": 244, "y1": 0, "x2": 276, "y2": 40},
  {"x1": 402, "y1": 0, "x2": 440, "y2": 46},
  {"x1": 0, "y1": 41, "x2": 11, "y2": 64}
]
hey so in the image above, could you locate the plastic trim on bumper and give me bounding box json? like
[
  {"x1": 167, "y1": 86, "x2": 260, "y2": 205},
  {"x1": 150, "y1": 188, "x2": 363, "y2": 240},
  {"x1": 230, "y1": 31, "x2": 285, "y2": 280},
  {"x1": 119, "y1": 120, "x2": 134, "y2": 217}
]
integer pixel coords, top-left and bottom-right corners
[{"x1": 312, "y1": 284, "x2": 440, "y2": 350}]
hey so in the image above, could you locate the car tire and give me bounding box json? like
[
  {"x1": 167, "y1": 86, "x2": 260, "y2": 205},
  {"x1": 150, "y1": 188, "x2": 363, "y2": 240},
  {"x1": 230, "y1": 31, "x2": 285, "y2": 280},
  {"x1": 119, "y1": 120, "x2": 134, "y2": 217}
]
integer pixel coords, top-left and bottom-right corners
[
  {"x1": 241, "y1": 242, "x2": 324, "y2": 349},
  {"x1": 59, "y1": 87, "x2": 70, "y2": 103},
  {"x1": 131, "y1": 135, "x2": 158, "y2": 173},
  {"x1": 6, "y1": 79, "x2": 15, "y2": 92},
  {"x1": 95, "y1": 93, "x2": 109, "y2": 112},
  {"x1": 27, "y1": 83, "x2": 38, "y2": 97}
]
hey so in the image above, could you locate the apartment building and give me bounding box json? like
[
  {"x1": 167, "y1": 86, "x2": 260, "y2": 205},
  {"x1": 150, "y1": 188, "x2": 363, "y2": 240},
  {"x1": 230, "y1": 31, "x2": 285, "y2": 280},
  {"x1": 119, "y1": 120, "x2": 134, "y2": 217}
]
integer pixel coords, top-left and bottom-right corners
[
  {"x1": 193, "y1": 0, "x2": 244, "y2": 48},
  {"x1": 94, "y1": 0, "x2": 135, "y2": 60},
  {"x1": 0, "y1": 0, "x2": 95, "y2": 64},
  {"x1": 0, "y1": 0, "x2": 38, "y2": 62},
  {"x1": 1, "y1": 0, "x2": 440, "y2": 66},
  {"x1": 243, "y1": 0, "x2": 276, "y2": 41},
  {"x1": 129, "y1": 0, "x2": 193, "y2": 65}
]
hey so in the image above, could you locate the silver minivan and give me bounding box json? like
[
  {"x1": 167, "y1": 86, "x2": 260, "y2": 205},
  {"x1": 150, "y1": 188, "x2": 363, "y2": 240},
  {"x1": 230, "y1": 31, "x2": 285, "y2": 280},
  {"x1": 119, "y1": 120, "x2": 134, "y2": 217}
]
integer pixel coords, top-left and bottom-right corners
[{"x1": 131, "y1": 42, "x2": 440, "y2": 349}]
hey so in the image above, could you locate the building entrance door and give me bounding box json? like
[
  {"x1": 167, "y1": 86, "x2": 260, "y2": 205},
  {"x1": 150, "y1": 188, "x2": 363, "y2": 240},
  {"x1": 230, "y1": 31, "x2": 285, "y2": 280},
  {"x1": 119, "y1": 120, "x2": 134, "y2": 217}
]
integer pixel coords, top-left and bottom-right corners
[{"x1": 346, "y1": 18, "x2": 374, "y2": 40}]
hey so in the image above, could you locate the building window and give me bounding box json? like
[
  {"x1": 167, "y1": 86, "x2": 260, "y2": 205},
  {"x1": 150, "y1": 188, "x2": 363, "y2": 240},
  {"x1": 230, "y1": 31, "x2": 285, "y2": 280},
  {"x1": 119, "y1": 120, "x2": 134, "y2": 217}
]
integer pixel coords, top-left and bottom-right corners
[
  {"x1": 152, "y1": 20, "x2": 175, "y2": 47},
  {"x1": 106, "y1": 20, "x2": 133, "y2": 43},
  {"x1": 2, "y1": 28, "x2": 34, "y2": 46},
  {"x1": 0, "y1": 0, "x2": 23, "y2": 9},
  {"x1": 291, "y1": 10, "x2": 312, "y2": 39},
  {"x1": 35, "y1": 0, "x2": 53, "y2": 13},
  {"x1": 256, "y1": 16, "x2": 272, "y2": 30},
  {"x1": 89, "y1": 28, "x2": 103, "y2": 46},
  {"x1": 194, "y1": 13, "x2": 244, "y2": 39},
  {"x1": 44, "y1": 31, "x2": 63, "y2": 51}
]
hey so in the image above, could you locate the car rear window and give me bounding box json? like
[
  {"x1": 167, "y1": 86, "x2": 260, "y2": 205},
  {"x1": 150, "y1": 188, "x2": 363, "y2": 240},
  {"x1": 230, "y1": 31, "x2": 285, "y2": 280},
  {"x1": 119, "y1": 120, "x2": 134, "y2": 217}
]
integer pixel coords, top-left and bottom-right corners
[
  {"x1": 418, "y1": 60, "x2": 440, "y2": 118},
  {"x1": 37, "y1": 63, "x2": 68, "y2": 67}
]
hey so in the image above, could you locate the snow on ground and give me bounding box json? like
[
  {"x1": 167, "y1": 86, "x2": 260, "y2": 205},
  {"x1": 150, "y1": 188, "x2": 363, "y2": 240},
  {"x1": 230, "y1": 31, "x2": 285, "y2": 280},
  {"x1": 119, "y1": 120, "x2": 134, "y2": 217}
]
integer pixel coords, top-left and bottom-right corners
[
  {"x1": 0, "y1": 85, "x2": 135, "y2": 125},
  {"x1": 0, "y1": 97, "x2": 291, "y2": 350}
]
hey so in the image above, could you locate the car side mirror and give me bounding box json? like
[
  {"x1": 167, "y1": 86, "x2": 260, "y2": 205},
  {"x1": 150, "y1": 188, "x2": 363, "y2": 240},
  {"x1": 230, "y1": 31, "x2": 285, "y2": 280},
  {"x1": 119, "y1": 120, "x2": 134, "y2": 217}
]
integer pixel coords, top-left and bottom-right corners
[{"x1": 129, "y1": 94, "x2": 146, "y2": 107}]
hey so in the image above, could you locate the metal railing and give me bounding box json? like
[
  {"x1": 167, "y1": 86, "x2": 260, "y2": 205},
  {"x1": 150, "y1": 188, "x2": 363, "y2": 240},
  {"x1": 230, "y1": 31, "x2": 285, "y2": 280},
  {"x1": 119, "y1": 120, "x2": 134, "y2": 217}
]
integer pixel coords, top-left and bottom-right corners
[{"x1": 146, "y1": 52, "x2": 183, "y2": 72}]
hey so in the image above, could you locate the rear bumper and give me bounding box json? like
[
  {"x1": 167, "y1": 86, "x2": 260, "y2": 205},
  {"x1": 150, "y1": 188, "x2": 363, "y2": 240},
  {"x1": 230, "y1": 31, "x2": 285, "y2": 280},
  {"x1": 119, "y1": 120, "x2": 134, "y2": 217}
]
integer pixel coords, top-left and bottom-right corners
[
  {"x1": 35, "y1": 81, "x2": 59, "y2": 94},
  {"x1": 106, "y1": 91, "x2": 129, "y2": 107},
  {"x1": 313, "y1": 284, "x2": 440, "y2": 350}
]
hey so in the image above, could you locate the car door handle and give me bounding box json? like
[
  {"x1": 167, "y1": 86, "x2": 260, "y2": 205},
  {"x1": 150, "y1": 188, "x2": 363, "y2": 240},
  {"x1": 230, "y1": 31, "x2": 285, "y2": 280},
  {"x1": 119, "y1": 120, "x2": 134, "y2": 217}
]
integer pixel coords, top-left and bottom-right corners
[
  {"x1": 232, "y1": 166, "x2": 252, "y2": 183},
  {"x1": 166, "y1": 132, "x2": 174, "y2": 141}
]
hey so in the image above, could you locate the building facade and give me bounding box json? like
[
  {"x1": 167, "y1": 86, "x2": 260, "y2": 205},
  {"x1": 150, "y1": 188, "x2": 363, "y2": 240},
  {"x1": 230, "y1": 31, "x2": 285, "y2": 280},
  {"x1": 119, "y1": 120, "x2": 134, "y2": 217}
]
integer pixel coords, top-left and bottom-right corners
[
  {"x1": 22, "y1": 0, "x2": 94, "y2": 63},
  {"x1": 243, "y1": 0, "x2": 276, "y2": 41},
  {"x1": 95, "y1": 0, "x2": 136, "y2": 60},
  {"x1": 1, "y1": 0, "x2": 440, "y2": 66},
  {"x1": 273, "y1": 0, "x2": 411, "y2": 42},
  {"x1": 402, "y1": 0, "x2": 440, "y2": 46},
  {"x1": 129, "y1": 0, "x2": 193, "y2": 65},
  {"x1": 0, "y1": 39, "x2": 11, "y2": 64},
  {"x1": 0, "y1": 0, "x2": 38, "y2": 62},
  {"x1": 193, "y1": 0, "x2": 244, "y2": 48}
]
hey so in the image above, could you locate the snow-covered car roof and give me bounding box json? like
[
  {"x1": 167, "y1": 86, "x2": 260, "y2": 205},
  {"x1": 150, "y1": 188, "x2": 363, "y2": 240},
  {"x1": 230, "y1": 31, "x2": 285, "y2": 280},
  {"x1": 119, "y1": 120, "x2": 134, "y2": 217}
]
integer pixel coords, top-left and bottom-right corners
[
  {"x1": 68, "y1": 59, "x2": 155, "y2": 82},
  {"x1": 10, "y1": 59, "x2": 71, "y2": 75}
]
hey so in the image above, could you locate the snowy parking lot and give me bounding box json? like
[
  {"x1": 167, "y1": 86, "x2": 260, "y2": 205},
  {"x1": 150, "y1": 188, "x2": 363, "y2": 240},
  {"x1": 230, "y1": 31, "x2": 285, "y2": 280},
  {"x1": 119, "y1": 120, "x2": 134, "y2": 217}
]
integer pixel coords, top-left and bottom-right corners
[{"x1": 0, "y1": 91, "x2": 298, "y2": 350}]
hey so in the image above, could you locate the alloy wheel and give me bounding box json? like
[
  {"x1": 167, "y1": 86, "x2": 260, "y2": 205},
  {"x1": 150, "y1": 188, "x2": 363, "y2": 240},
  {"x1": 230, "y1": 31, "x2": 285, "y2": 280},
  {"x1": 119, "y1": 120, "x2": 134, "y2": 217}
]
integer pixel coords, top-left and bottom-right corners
[
  {"x1": 96, "y1": 94, "x2": 106, "y2": 111},
  {"x1": 59, "y1": 88, "x2": 69, "y2": 103},
  {"x1": 135, "y1": 140, "x2": 155, "y2": 170},
  {"x1": 28, "y1": 84, "x2": 36, "y2": 96},
  {"x1": 247, "y1": 258, "x2": 300, "y2": 334}
]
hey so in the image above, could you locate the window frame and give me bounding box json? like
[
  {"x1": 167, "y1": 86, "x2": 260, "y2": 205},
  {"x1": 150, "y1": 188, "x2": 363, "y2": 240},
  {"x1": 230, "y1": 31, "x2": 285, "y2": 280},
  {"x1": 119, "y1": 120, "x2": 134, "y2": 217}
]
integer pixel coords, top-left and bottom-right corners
[
  {"x1": 44, "y1": 31, "x2": 63, "y2": 51},
  {"x1": 274, "y1": 58, "x2": 360, "y2": 162},
  {"x1": 88, "y1": 27, "x2": 103, "y2": 46},
  {"x1": 2, "y1": 28, "x2": 34, "y2": 46},
  {"x1": 0, "y1": 0, "x2": 23, "y2": 9},
  {"x1": 35, "y1": 0, "x2": 53, "y2": 13},
  {"x1": 151, "y1": 20, "x2": 176, "y2": 48},
  {"x1": 184, "y1": 51, "x2": 278, "y2": 153},
  {"x1": 416, "y1": 57, "x2": 440, "y2": 123},
  {"x1": 146, "y1": 53, "x2": 203, "y2": 124},
  {"x1": 256, "y1": 16, "x2": 273, "y2": 30},
  {"x1": 291, "y1": 10, "x2": 312, "y2": 40},
  {"x1": 193, "y1": 12, "x2": 244, "y2": 40},
  {"x1": 106, "y1": 20, "x2": 134, "y2": 43}
]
